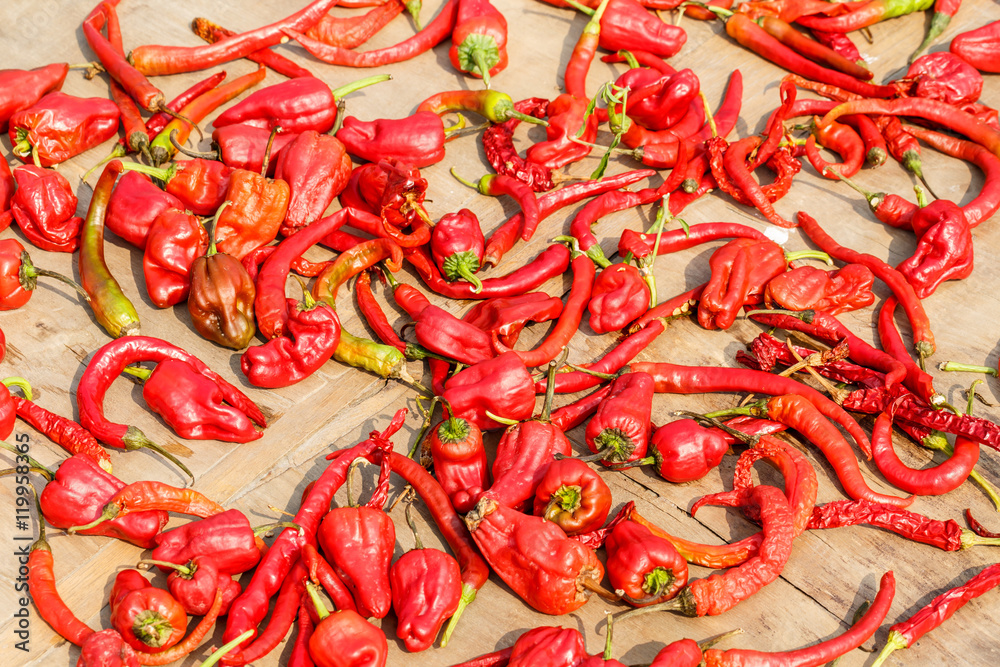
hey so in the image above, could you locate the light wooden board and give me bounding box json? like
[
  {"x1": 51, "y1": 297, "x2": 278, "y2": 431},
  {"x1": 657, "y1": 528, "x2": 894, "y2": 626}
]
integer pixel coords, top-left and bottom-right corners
[{"x1": 2, "y1": 0, "x2": 1000, "y2": 665}]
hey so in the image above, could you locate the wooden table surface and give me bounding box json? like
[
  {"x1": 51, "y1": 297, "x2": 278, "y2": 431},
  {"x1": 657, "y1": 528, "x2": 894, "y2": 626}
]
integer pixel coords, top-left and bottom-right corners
[{"x1": 2, "y1": 0, "x2": 1000, "y2": 665}]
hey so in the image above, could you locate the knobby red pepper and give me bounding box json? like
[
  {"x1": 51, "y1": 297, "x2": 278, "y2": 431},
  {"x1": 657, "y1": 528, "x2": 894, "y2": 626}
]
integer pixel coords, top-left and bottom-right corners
[
  {"x1": 698, "y1": 237, "x2": 789, "y2": 330},
  {"x1": 215, "y1": 168, "x2": 291, "y2": 261},
  {"x1": 583, "y1": 371, "x2": 654, "y2": 464},
  {"x1": 532, "y1": 457, "x2": 612, "y2": 536},
  {"x1": 430, "y1": 208, "x2": 486, "y2": 292},
  {"x1": 896, "y1": 200, "x2": 974, "y2": 298},
  {"x1": 588, "y1": 262, "x2": 651, "y2": 334},
  {"x1": 449, "y1": 0, "x2": 509, "y2": 87},
  {"x1": 8, "y1": 92, "x2": 119, "y2": 167},
  {"x1": 275, "y1": 130, "x2": 353, "y2": 236},
  {"x1": 465, "y1": 496, "x2": 611, "y2": 615},
  {"x1": 147, "y1": 556, "x2": 242, "y2": 617},
  {"x1": 141, "y1": 208, "x2": 208, "y2": 308},
  {"x1": 0, "y1": 63, "x2": 68, "y2": 132},
  {"x1": 109, "y1": 569, "x2": 188, "y2": 652},
  {"x1": 596, "y1": 0, "x2": 687, "y2": 57},
  {"x1": 304, "y1": 0, "x2": 406, "y2": 48},
  {"x1": 902, "y1": 51, "x2": 982, "y2": 106},
  {"x1": 211, "y1": 124, "x2": 299, "y2": 175},
  {"x1": 390, "y1": 277, "x2": 494, "y2": 365},
  {"x1": 428, "y1": 411, "x2": 489, "y2": 513},
  {"x1": 950, "y1": 19, "x2": 1000, "y2": 73},
  {"x1": 9, "y1": 165, "x2": 83, "y2": 253},
  {"x1": 11, "y1": 393, "x2": 111, "y2": 470},
  {"x1": 763, "y1": 263, "x2": 875, "y2": 314},
  {"x1": 151, "y1": 508, "x2": 264, "y2": 576},
  {"x1": 441, "y1": 352, "x2": 536, "y2": 431},
  {"x1": 526, "y1": 94, "x2": 597, "y2": 170},
  {"x1": 463, "y1": 292, "x2": 563, "y2": 348},
  {"x1": 306, "y1": 581, "x2": 388, "y2": 667},
  {"x1": 606, "y1": 519, "x2": 688, "y2": 606},
  {"x1": 336, "y1": 111, "x2": 447, "y2": 168}
]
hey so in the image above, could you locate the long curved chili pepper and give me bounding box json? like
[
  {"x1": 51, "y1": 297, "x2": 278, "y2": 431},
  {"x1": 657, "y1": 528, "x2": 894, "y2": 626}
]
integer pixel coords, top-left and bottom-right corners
[
  {"x1": 565, "y1": 0, "x2": 612, "y2": 99},
  {"x1": 355, "y1": 270, "x2": 407, "y2": 352},
  {"x1": 796, "y1": 210, "x2": 936, "y2": 359},
  {"x1": 222, "y1": 411, "x2": 406, "y2": 657},
  {"x1": 301, "y1": 542, "x2": 357, "y2": 614},
  {"x1": 146, "y1": 71, "x2": 228, "y2": 140},
  {"x1": 876, "y1": 296, "x2": 942, "y2": 405},
  {"x1": 80, "y1": 160, "x2": 142, "y2": 339},
  {"x1": 224, "y1": 559, "x2": 310, "y2": 665},
  {"x1": 721, "y1": 136, "x2": 796, "y2": 227},
  {"x1": 455, "y1": 172, "x2": 541, "y2": 242},
  {"x1": 619, "y1": 223, "x2": 769, "y2": 260},
  {"x1": 806, "y1": 116, "x2": 866, "y2": 179},
  {"x1": 128, "y1": 0, "x2": 340, "y2": 75},
  {"x1": 570, "y1": 188, "x2": 663, "y2": 265},
  {"x1": 68, "y1": 481, "x2": 225, "y2": 533},
  {"x1": 28, "y1": 495, "x2": 96, "y2": 646},
  {"x1": 703, "y1": 571, "x2": 895, "y2": 666},
  {"x1": 255, "y1": 210, "x2": 348, "y2": 340},
  {"x1": 786, "y1": 97, "x2": 888, "y2": 166},
  {"x1": 191, "y1": 17, "x2": 315, "y2": 78},
  {"x1": 284, "y1": 0, "x2": 459, "y2": 67},
  {"x1": 796, "y1": 0, "x2": 934, "y2": 33},
  {"x1": 12, "y1": 395, "x2": 112, "y2": 472},
  {"x1": 302, "y1": 0, "x2": 405, "y2": 48},
  {"x1": 492, "y1": 242, "x2": 595, "y2": 368},
  {"x1": 312, "y1": 238, "x2": 404, "y2": 308},
  {"x1": 758, "y1": 15, "x2": 873, "y2": 80}
]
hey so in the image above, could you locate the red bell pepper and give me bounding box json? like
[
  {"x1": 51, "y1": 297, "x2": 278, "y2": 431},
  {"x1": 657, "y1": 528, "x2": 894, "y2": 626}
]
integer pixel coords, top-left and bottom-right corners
[
  {"x1": 903, "y1": 51, "x2": 982, "y2": 106},
  {"x1": 141, "y1": 209, "x2": 208, "y2": 308},
  {"x1": 9, "y1": 165, "x2": 83, "y2": 253},
  {"x1": 108, "y1": 569, "x2": 187, "y2": 653},
  {"x1": 532, "y1": 458, "x2": 612, "y2": 536},
  {"x1": 605, "y1": 519, "x2": 688, "y2": 606},
  {"x1": 448, "y1": 0, "x2": 509, "y2": 87},
  {"x1": 105, "y1": 171, "x2": 185, "y2": 249},
  {"x1": 8, "y1": 92, "x2": 119, "y2": 167},
  {"x1": 430, "y1": 208, "x2": 486, "y2": 292}
]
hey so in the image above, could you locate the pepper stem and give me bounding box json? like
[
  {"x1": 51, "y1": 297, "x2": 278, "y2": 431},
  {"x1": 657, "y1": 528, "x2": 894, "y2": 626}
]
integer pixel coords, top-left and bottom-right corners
[
  {"x1": 405, "y1": 0, "x2": 422, "y2": 29},
  {"x1": 168, "y1": 129, "x2": 217, "y2": 160},
  {"x1": 261, "y1": 126, "x2": 281, "y2": 177},
  {"x1": 676, "y1": 410, "x2": 760, "y2": 445},
  {"x1": 938, "y1": 361, "x2": 999, "y2": 378},
  {"x1": 204, "y1": 201, "x2": 231, "y2": 257},
  {"x1": 138, "y1": 559, "x2": 193, "y2": 576},
  {"x1": 784, "y1": 249, "x2": 833, "y2": 265},
  {"x1": 66, "y1": 501, "x2": 122, "y2": 533},
  {"x1": 403, "y1": 500, "x2": 424, "y2": 550},
  {"x1": 565, "y1": 363, "x2": 617, "y2": 380},
  {"x1": 563, "y1": 0, "x2": 596, "y2": 15},
  {"x1": 82, "y1": 143, "x2": 128, "y2": 184},
  {"x1": 614, "y1": 595, "x2": 682, "y2": 621},
  {"x1": 122, "y1": 425, "x2": 194, "y2": 483},
  {"x1": 960, "y1": 529, "x2": 1000, "y2": 549},
  {"x1": 2, "y1": 377, "x2": 33, "y2": 401},
  {"x1": 329, "y1": 73, "x2": 393, "y2": 102},
  {"x1": 580, "y1": 577, "x2": 622, "y2": 602},
  {"x1": 483, "y1": 409, "x2": 519, "y2": 426},
  {"x1": 603, "y1": 613, "x2": 614, "y2": 660},
  {"x1": 305, "y1": 581, "x2": 331, "y2": 621},
  {"x1": 439, "y1": 582, "x2": 477, "y2": 647},
  {"x1": 251, "y1": 520, "x2": 304, "y2": 537},
  {"x1": 449, "y1": 167, "x2": 480, "y2": 190},
  {"x1": 586, "y1": 0, "x2": 613, "y2": 33},
  {"x1": 0, "y1": 466, "x2": 54, "y2": 481},
  {"x1": 540, "y1": 348, "x2": 567, "y2": 422},
  {"x1": 0, "y1": 441, "x2": 52, "y2": 477},
  {"x1": 18, "y1": 251, "x2": 90, "y2": 300},
  {"x1": 699, "y1": 628, "x2": 744, "y2": 650},
  {"x1": 408, "y1": 396, "x2": 438, "y2": 462},
  {"x1": 902, "y1": 150, "x2": 940, "y2": 201},
  {"x1": 120, "y1": 365, "x2": 153, "y2": 382},
  {"x1": 199, "y1": 630, "x2": 255, "y2": 667},
  {"x1": 870, "y1": 629, "x2": 909, "y2": 667},
  {"x1": 914, "y1": 184, "x2": 929, "y2": 208}
]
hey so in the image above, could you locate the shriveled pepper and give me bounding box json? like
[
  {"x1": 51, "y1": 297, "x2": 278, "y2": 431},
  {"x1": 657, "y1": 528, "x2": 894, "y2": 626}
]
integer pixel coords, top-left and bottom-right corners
[
  {"x1": 275, "y1": 130, "x2": 353, "y2": 236},
  {"x1": 187, "y1": 203, "x2": 258, "y2": 350},
  {"x1": 390, "y1": 277, "x2": 494, "y2": 365},
  {"x1": 532, "y1": 457, "x2": 612, "y2": 536},
  {"x1": 763, "y1": 263, "x2": 875, "y2": 314},
  {"x1": 428, "y1": 411, "x2": 489, "y2": 514},
  {"x1": 9, "y1": 92, "x2": 119, "y2": 167},
  {"x1": 9, "y1": 165, "x2": 83, "y2": 253},
  {"x1": 448, "y1": 0, "x2": 509, "y2": 87},
  {"x1": 465, "y1": 496, "x2": 612, "y2": 615},
  {"x1": 109, "y1": 569, "x2": 187, "y2": 653},
  {"x1": 211, "y1": 124, "x2": 298, "y2": 175},
  {"x1": 390, "y1": 502, "x2": 463, "y2": 652},
  {"x1": 215, "y1": 166, "x2": 291, "y2": 261},
  {"x1": 592, "y1": 0, "x2": 687, "y2": 57},
  {"x1": 896, "y1": 200, "x2": 974, "y2": 298},
  {"x1": 430, "y1": 208, "x2": 486, "y2": 292},
  {"x1": 902, "y1": 51, "x2": 983, "y2": 106},
  {"x1": 606, "y1": 519, "x2": 688, "y2": 606},
  {"x1": 440, "y1": 352, "x2": 536, "y2": 431},
  {"x1": 336, "y1": 111, "x2": 448, "y2": 168},
  {"x1": 697, "y1": 237, "x2": 789, "y2": 330},
  {"x1": 525, "y1": 94, "x2": 597, "y2": 170},
  {"x1": 141, "y1": 208, "x2": 208, "y2": 308},
  {"x1": 588, "y1": 262, "x2": 651, "y2": 334},
  {"x1": 508, "y1": 626, "x2": 588, "y2": 667},
  {"x1": 462, "y1": 292, "x2": 563, "y2": 348}
]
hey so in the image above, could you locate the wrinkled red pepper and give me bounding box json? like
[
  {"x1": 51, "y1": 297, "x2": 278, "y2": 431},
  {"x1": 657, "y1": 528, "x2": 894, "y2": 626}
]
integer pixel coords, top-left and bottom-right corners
[
  {"x1": 9, "y1": 92, "x2": 119, "y2": 167},
  {"x1": 9, "y1": 165, "x2": 82, "y2": 253}
]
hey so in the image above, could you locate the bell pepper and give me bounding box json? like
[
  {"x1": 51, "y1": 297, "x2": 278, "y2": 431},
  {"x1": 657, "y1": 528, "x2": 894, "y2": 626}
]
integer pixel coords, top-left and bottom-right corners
[
  {"x1": 274, "y1": 130, "x2": 353, "y2": 236},
  {"x1": 125, "y1": 358, "x2": 265, "y2": 442},
  {"x1": 697, "y1": 237, "x2": 789, "y2": 330},
  {"x1": 241, "y1": 286, "x2": 341, "y2": 388},
  {"x1": 597, "y1": 0, "x2": 687, "y2": 57},
  {"x1": 465, "y1": 497, "x2": 608, "y2": 615},
  {"x1": 39, "y1": 454, "x2": 168, "y2": 548},
  {"x1": 8, "y1": 92, "x2": 119, "y2": 167},
  {"x1": 526, "y1": 94, "x2": 597, "y2": 170},
  {"x1": 306, "y1": 582, "x2": 388, "y2": 667},
  {"x1": 430, "y1": 208, "x2": 486, "y2": 292},
  {"x1": 605, "y1": 519, "x2": 688, "y2": 606},
  {"x1": 532, "y1": 457, "x2": 612, "y2": 536},
  {"x1": 118, "y1": 159, "x2": 233, "y2": 217},
  {"x1": 428, "y1": 413, "x2": 489, "y2": 514},
  {"x1": 212, "y1": 124, "x2": 299, "y2": 176},
  {"x1": 618, "y1": 69, "x2": 700, "y2": 132},
  {"x1": 318, "y1": 501, "x2": 396, "y2": 619},
  {"x1": 588, "y1": 262, "x2": 651, "y2": 334},
  {"x1": 950, "y1": 19, "x2": 1000, "y2": 74},
  {"x1": 105, "y1": 171, "x2": 185, "y2": 249},
  {"x1": 441, "y1": 352, "x2": 536, "y2": 431},
  {"x1": 390, "y1": 504, "x2": 463, "y2": 652},
  {"x1": 212, "y1": 75, "x2": 390, "y2": 135},
  {"x1": 336, "y1": 111, "x2": 447, "y2": 168},
  {"x1": 896, "y1": 200, "x2": 974, "y2": 299},
  {"x1": 109, "y1": 569, "x2": 187, "y2": 653},
  {"x1": 763, "y1": 263, "x2": 876, "y2": 315},
  {"x1": 187, "y1": 205, "x2": 257, "y2": 350},
  {"x1": 215, "y1": 169, "x2": 290, "y2": 261},
  {"x1": 9, "y1": 165, "x2": 83, "y2": 253},
  {"x1": 0, "y1": 63, "x2": 68, "y2": 132},
  {"x1": 151, "y1": 509, "x2": 263, "y2": 576},
  {"x1": 145, "y1": 557, "x2": 243, "y2": 616},
  {"x1": 584, "y1": 371, "x2": 654, "y2": 464},
  {"x1": 463, "y1": 292, "x2": 563, "y2": 348},
  {"x1": 448, "y1": 0, "x2": 509, "y2": 87},
  {"x1": 618, "y1": 419, "x2": 729, "y2": 483},
  {"x1": 141, "y1": 209, "x2": 208, "y2": 308}
]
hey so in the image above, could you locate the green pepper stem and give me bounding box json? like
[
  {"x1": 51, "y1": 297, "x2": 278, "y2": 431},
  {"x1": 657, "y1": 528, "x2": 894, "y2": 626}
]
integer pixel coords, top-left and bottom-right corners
[
  {"x1": 200, "y1": 630, "x2": 255, "y2": 667},
  {"x1": 123, "y1": 425, "x2": 194, "y2": 483},
  {"x1": 18, "y1": 251, "x2": 89, "y2": 301},
  {"x1": 252, "y1": 520, "x2": 304, "y2": 537},
  {"x1": 449, "y1": 167, "x2": 480, "y2": 190},
  {"x1": 901, "y1": 150, "x2": 940, "y2": 200},
  {"x1": 439, "y1": 583, "x2": 477, "y2": 647},
  {"x1": 784, "y1": 250, "x2": 833, "y2": 265},
  {"x1": 565, "y1": 363, "x2": 616, "y2": 380},
  {"x1": 540, "y1": 348, "x2": 568, "y2": 422},
  {"x1": 305, "y1": 581, "x2": 331, "y2": 621},
  {"x1": 914, "y1": 184, "x2": 929, "y2": 208},
  {"x1": 603, "y1": 613, "x2": 614, "y2": 660},
  {"x1": 870, "y1": 630, "x2": 909, "y2": 667},
  {"x1": 408, "y1": 396, "x2": 438, "y2": 460},
  {"x1": 82, "y1": 143, "x2": 128, "y2": 185},
  {"x1": 699, "y1": 90, "x2": 718, "y2": 137},
  {"x1": 483, "y1": 410, "x2": 519, "y2": 426},
  {"x1": 676, "y1": 409, "x2": 760, "y2": 445},
  {"x1": 405, "y1": 0, "x2": 422, "y2": 29},
  {"x1": 585, "y1": 0, "x2": 612, "y2": 34},
  {"x1": 120, "y1": 365, "x2": 152, "y2": 382},
  {"x1": 563, "y1": 0, "x2": 596, "y2": 15},
  {"x1": 138, "y1": 559, "x2": 192, "y2": 576},
  {"x1": 0, "y1": 466, "x2": 53, "y2": 481},
  {"x1": 938, "y1": 361, "x2": 999, "y2": 378},
  {"x1": 2, "y1": 377, "x2": 33, "y2": 401},
  {"x1": 67, "y1": 501, "x2": 121, "y2": 533},
  {"x1": 0, "y1": 441, "x2": 52, "y2": 477},
  {"x1": 699, "y1": 628, "x2": 744, "y2": 651},
  {"x1": 330, "y1": 74, "x2": 392, "y2": 102}
]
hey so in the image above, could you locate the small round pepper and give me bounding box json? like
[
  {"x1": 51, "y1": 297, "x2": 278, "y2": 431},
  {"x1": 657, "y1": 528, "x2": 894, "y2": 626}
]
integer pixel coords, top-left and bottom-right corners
[{"x1": 532, "y1": 457, "x2": 612, "y2": 536}]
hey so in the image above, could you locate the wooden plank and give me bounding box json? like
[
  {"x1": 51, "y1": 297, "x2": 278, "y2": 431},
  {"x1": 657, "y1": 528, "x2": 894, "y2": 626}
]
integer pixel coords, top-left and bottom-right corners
[{"x1": 2, "y1": 0, "x2": 1000, "y2": 665}]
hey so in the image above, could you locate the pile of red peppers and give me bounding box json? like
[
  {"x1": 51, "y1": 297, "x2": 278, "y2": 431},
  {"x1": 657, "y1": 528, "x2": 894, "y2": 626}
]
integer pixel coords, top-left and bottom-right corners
[{"x1": 4, "y1": 0, "x2": 1000, "y2": 666}]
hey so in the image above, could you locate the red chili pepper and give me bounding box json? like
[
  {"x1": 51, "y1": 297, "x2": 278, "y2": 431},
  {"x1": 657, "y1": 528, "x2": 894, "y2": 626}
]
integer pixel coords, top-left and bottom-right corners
[
  {"x1": 594, "y1": 0, "x2": 687, "y2": 57},
  {"x1": 8, "y1": 92, "x2": 118, "y2": 167},
  {"x1": 9, "y1": 165, "x2": 83, "y2": 252},
  {"x1": 525, "y1": 94, "x2": 598, "y2": 170},
  {"x1": 211, "y1": 124, "x2": 299, "y2": 175},
  {"x1": 763, "y1": 263, "x2": 875, "y2": 314},
  {"x1": 0, "y1": 63, "x2": 68, "y2": 132},
  {"x1": 129, "y1": 0, "x2": 339, "y2": 75},
  {"x1": 950, "y1": 18, "x2": 1000, "y2": 73},
  {"x1": 805, "y1": 115, "x2": 866, "y2": 179},
  {"x1": 871, "y1": 563, "x2": 1000, "y2": 666},
  {"x1": 429, "y1": 412, "x2": 489, "y2": 513},
  {"x1": 532, "y1": 457, "x2": 612, "y2": 535},
  {"x1": 131, "y1": 589, "x2": 228, "y2": 666},
  {"x1": 302, "y1": 542, "x2": 358, "y2": 615},
  {"x1": 68, "y1": 479, "x2": 225, "y2": 535},
  {"x1": 463, "y1": 292, "x2": 563, "y2": 348},
  {"x1": 76, "y1": 629, "x2": 139, "y2": 666},
  {"x1": 392, "y1": 278, "x2": 494, "y2": 365},
  {"x1": 465, "y1": 496, "x2": 611, "y2": 615},
  {"x1": 284, "y1": 0, "x2": 459, "y2": 67},
  {"x1": 565, "y1": 0, "x2": 613, "y2": 99},
  {"x1": 303, "y1": 0, "x2": 406, "y2": 48},
  {"x1": 10, "y1": 393, "x2": 110, "y2": 470},
  {"x1": 430, "y1": 208, "x2": 487, "y2": 292},
  {"x1": 582, "y1": 371, "x2": 654, "y2": 464},
  {"x1": 306, "y1": 582, "x2": 388, "y2": 667},
  {"x1": 104, "y1": 172, "x2": 184, "y2": 249},
  {"x1": 902, "y1": 51, "x2": 982, "y2": 105},
  {"x1": 275, "y1": 131, "x2": 352, "y2": 236},
  {"x1": 704, "y1": 571, "x2": 895, "y2": 666},
  {"x1": 151, "y1": 509, "x2": 264, "y2": 576},
  {"x1": 587, "y1": 262, "x2": 650, "y2": 334},
  {"x1": 448, "y1": 0, "x2": 509, "y2": 87},
  {"x1": 142, "y1": 557, "x2": 241, "y2": 617},
  {"x1": 191, "y1": 17, "x2": 316, "y2": 78},
  {"x1": 481, "y1": 97, "x2": 554, "y2": 193},
  {"x1": 698, "y1": 237, "x2": 790, "y2": 329},
  {"x1": 896, "y1": 200, "x2": 974, "y2": 298},
  {"x1": 758, "y1": 14, "x2": 872, "y2": 80},
  {"x1": 336, "y1": 111, "x2": 447, "y2": 168},
  {"x1": 141, "y1": 209, "x2": 207, "y2": 308},
  {"x1": 618, "y1": 418, "x2": 729, "y2": 482},
  {"x1": 119, "y1": 159, "x2": 233, "y2": 217},
  {"x1": 606, "y1": 519, "x2": 688, "y2": 606},
  {"x1": 109, "y1": 569, "x2": 188, "y2": 653}
]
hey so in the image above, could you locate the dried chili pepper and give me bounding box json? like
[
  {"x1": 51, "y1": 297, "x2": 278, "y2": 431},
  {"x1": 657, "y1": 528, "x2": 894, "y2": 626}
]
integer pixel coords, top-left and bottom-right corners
[
  {"x1": 302, "y1": 0, "x2": 406, "y2": 48},
  {"x1": 9, "y1": 165, "x2": 83, "y2": 253},
  {"x1": 274, "y1": 130, "x2": 352, "y2": 236},
  {"x1": 606, "y1": 519, "x2": 688, "y2": 606},
  {"x1": 302, "y1": 542, "x2": 358, "y2": 615},
  {"x1": 76, "y1": 629, "x2": 138, "y2": 666},
  {"x1": 9, "y1": 92, "x2": 119, "y2": 167},
  {"x1": 697, "y1": 238, "x2": 791, "y2": 329},
  {"x1": 11, "y1": 394, "x2": 110, "y2": 471},
  {"x1": 464, "y1": 293, "x2": 563, "y2": 348},
  {"x1": 191, "y1": 17, "x2": 316, "y2": 78},
  {"x1": 795, "y1": 0, "x2": 934, "y2": 32},
  {"x1": 588, "y1": 262, "x2": 650, "y2": 334},
  {"x1": 590, "y1": 0, "x2": 687, "y2": 57},
  {"x1": 481, "y1": 96, "x2": 554, "y2": 193},
  {"x1": 758, "y1": 15, "x2": 872, "y2": 80},
  {"x1": 80, "y1": 161, "x2": 142, "y2": 339},
  {"x1": 871, "y1": 563, "x2": 1000, "y2": 666},
  {"x1": 763, "y1": 263, "x2": 875, "y2": 314},
  {"x1": 902, "y1": 51, "x2": 982, "y2": 105},
  {"x1": 209, "y1": 124, "x2": 298, "y2": 175},
  {"x1": 69, "y1": 478, "x2": 224, "y2": 535},
  {"x1": 525, "y1": 93, "x2": 598, "y2": 170},
  {"x1": 532, "y1": 457, "x2": 612, "y2": 536}
]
